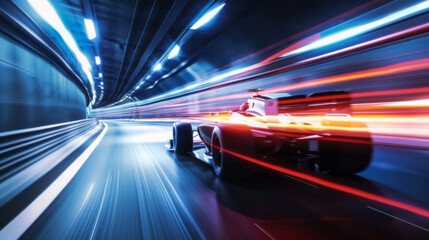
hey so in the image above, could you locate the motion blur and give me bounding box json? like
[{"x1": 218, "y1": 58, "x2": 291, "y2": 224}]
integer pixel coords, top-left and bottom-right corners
[{"x1": 1, "y1": 0, "x2": 429, "y2": 239}]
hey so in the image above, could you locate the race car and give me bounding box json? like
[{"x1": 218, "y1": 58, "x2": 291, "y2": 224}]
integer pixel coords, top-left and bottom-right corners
[{"x1": 170, "y1": 90, "x2": 372, "y2": 179}]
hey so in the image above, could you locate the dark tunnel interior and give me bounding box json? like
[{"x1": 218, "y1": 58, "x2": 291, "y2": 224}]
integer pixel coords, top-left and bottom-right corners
[{"x1": 1, "y1": 0, "x2": 429, "y2": 239}]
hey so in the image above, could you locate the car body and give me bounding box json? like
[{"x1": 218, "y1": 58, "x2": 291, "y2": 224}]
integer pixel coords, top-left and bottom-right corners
[{"x1": 171, "y1": 90, "x2": 372, "y2": 179}]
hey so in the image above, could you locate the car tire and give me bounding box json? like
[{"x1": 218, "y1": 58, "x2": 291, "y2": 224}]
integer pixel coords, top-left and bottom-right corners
[
  {"x1": 211, "y1": 125, "x2": 254, "y2": 180},
  {"x1": 319, "y1": 122, "x2": 372, "y2": 175},
  {"x1": 173, "y1": 122, "x2": 193, "y2": 154}
]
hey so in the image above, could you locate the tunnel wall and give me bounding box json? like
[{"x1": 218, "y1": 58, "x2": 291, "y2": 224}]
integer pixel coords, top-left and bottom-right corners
[{"x1": 0, "y1": 33, "x2": 87, "y2": 132}]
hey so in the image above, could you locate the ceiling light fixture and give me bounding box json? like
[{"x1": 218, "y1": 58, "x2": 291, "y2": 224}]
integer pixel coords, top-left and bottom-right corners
[
  {"x1": 153, "y1": 63, "x2": 162, "y2": 71},
  {"x1": 167, "y1": 44, "x2": 181, "y2": 59},
  {"x1": 84, "y1": 19, "x2": 96, "y2": 40},
  {"x1": 190, "y1": 3, "x2": 225, "y2": 30}
]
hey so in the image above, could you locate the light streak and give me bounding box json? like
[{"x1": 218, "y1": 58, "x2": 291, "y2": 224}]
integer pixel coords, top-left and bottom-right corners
[
  {"x1": 281, "y1": 1, "x2": 429, "y2": 58},
  {"x1": 103, "y1": 21, "x2": 428, "y2": 109},
  {"x1": 156, "y1": 58, "x2": 429, "y2": 109},
  {"x1": 167, "y1": 44, "x2": 181, "y2": 59},
  {"x1": 190, "y1": 3, "x2": 226, "y2": 30},
  {"x1": 211, "y1": 144, "x2": 429, "y2": 218}
]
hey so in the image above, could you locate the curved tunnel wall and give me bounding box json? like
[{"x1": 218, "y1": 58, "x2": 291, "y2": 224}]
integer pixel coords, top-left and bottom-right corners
[{"x1": 0, "y1": 33, "x2": 87, "y2": 132}]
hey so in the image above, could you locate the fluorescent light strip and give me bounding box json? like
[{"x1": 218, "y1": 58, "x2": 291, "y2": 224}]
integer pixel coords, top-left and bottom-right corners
[
  {"x1": 281, "y1": 0, "x2": 429, "y2": 58},
  {"x1": 27, "y1": 0, "x2": 96, "y2": 102},
  {"x1": 0, "y1": 123, "x2": 108, "y2": 240},
  {"x1": 84, "y1": 19, "x2": 96, "y2": 40},
  {"x1": 153, "y1": 63, "x2": 162, "y2": 71},
  {"x1": 190, "y1": 3, "x2": 226, "y2": 30},
  {"x1": 167, "y1": 44, "x2": 181, "y2": 59}
]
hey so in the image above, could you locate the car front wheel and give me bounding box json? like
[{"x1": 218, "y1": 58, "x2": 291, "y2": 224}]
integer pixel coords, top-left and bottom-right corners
[{"x1": 173, "y1": 122, "x2": 193, "y2": 154}]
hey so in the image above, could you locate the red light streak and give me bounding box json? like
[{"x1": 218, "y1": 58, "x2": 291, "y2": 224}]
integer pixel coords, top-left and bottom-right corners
[{"x1": 212, "y1": 144, "x2": 429, "y2": 218}]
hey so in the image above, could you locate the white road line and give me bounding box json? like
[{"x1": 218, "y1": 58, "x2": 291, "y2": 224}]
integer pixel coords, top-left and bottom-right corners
[
  {"x1": 90, "y1": 174, "x2": 111, "y2": 240},
  {"x1": 0, "y1": 126, "x2": 101, "y2": 207},
  {"x1": 0, "y1": 122, "x2": 108, "y2": 240},
  {"x1": 367, "y1": 206, "x2": 429, "y2": 232},
  {"x1": 284, "y1": 174, "x2": 320, "y2": 189},
  {"x1": 254, "y1": 223, "x2": 275, "y2": 240},
  {"x1": 78, "y1": 183, "x2": 95, "y2": 214},
  {"x1": 83, "y1": 183, "x2": 95, "y2": 207}
]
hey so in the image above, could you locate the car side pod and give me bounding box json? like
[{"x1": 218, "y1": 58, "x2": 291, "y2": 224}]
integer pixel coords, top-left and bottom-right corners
[
  {"x1": 319, "y1": 120, "x2": 373, "y2": 175},
  {"x1": 172, "y1": 122, "x2": 193, "y2": 154},
  {"x1": 210, "y1": 124, "x2": 255, "y2": 180}
]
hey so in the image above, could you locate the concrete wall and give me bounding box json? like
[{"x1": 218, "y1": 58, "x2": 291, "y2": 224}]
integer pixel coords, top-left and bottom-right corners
[{"x1": 0, "y1": 33, "x2": 87, "y2": 132}]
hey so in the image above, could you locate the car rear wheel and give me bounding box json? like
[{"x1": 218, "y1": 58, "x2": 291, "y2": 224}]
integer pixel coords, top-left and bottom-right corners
[
  {"x1": 173, "y1": 122, "x2": 193, "y2": 154},
  {"x1": 211, "y1": 125, "x2": 254, "y2": 180}
]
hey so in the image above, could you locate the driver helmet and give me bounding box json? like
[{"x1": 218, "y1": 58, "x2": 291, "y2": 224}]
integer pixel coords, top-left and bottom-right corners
[{"x1": 239, "y1": 102, "x2": 249, "y2": 111}]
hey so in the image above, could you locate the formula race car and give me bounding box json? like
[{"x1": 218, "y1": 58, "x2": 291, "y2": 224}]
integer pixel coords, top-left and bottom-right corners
[{"x1": 170, "y1": 90, "x2": 372, "y2": 179}]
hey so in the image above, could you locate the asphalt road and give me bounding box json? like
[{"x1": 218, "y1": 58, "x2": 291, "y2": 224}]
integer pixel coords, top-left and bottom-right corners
[{"x1": 4, "y1": 120, "x2": 429, "y2": 239}]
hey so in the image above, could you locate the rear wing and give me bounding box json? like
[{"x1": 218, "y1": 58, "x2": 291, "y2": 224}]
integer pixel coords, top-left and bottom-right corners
[{"x1": 267, "y1": 91, "x2": 351, "y2": 115}]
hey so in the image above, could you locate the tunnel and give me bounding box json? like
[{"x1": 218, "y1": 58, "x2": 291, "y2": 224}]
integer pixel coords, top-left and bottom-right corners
[{"x1": 1, "y1": 0, "x2": 429, "y2": 239}]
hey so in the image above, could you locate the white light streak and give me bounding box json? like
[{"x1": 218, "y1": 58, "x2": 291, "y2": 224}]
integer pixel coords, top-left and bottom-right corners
[
  {"x1": 153, "y1": 63, "x2": 162, "y2": 71},
  {"x1": 167, "y1": 44, "x2": 181, "y2": 59},
  {"x1": 84, "y1": 18, "x2": 96, "y2": 40},
  {"x1": 190, "y1": 3, "x2": 226, "y2": 30},
  {"x1": 281, "y1": 0, "x2": 429, "y2": 57}
]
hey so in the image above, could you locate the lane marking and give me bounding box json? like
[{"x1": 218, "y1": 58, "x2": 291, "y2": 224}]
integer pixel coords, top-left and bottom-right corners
[
  {"x1": 0, "y1": 122, "x2": 108, "y2": 240},
  {"x1": 83, "y1": 183, "x2": 95, "y2": 207},
  {"x1": 78, "y1": 183, "x2": 95, "y2": 214},
  {"x1": 367, "y1": 206, "x2": 429, "y2": 232},
  {"x1": 284, "y1": 174, "x2": 320, "y2": 189},
  {"x1": 90, "y1": 174, "x2": 111, "y2": 240},
  {"x1": 0, "y1": 126, "x2": 101, "y2": 207},
  {"x1": 254, "y1": 223, "x2": 275, "y2": 240}
]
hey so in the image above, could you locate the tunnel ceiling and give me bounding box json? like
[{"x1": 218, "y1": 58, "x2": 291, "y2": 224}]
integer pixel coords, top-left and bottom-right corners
[
  {"x1": 43, "y1": 0, "x2": 254, "y2": 108},
  {"x1": 4, "y1": 0, "x2": 372, "y2": 108}
]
